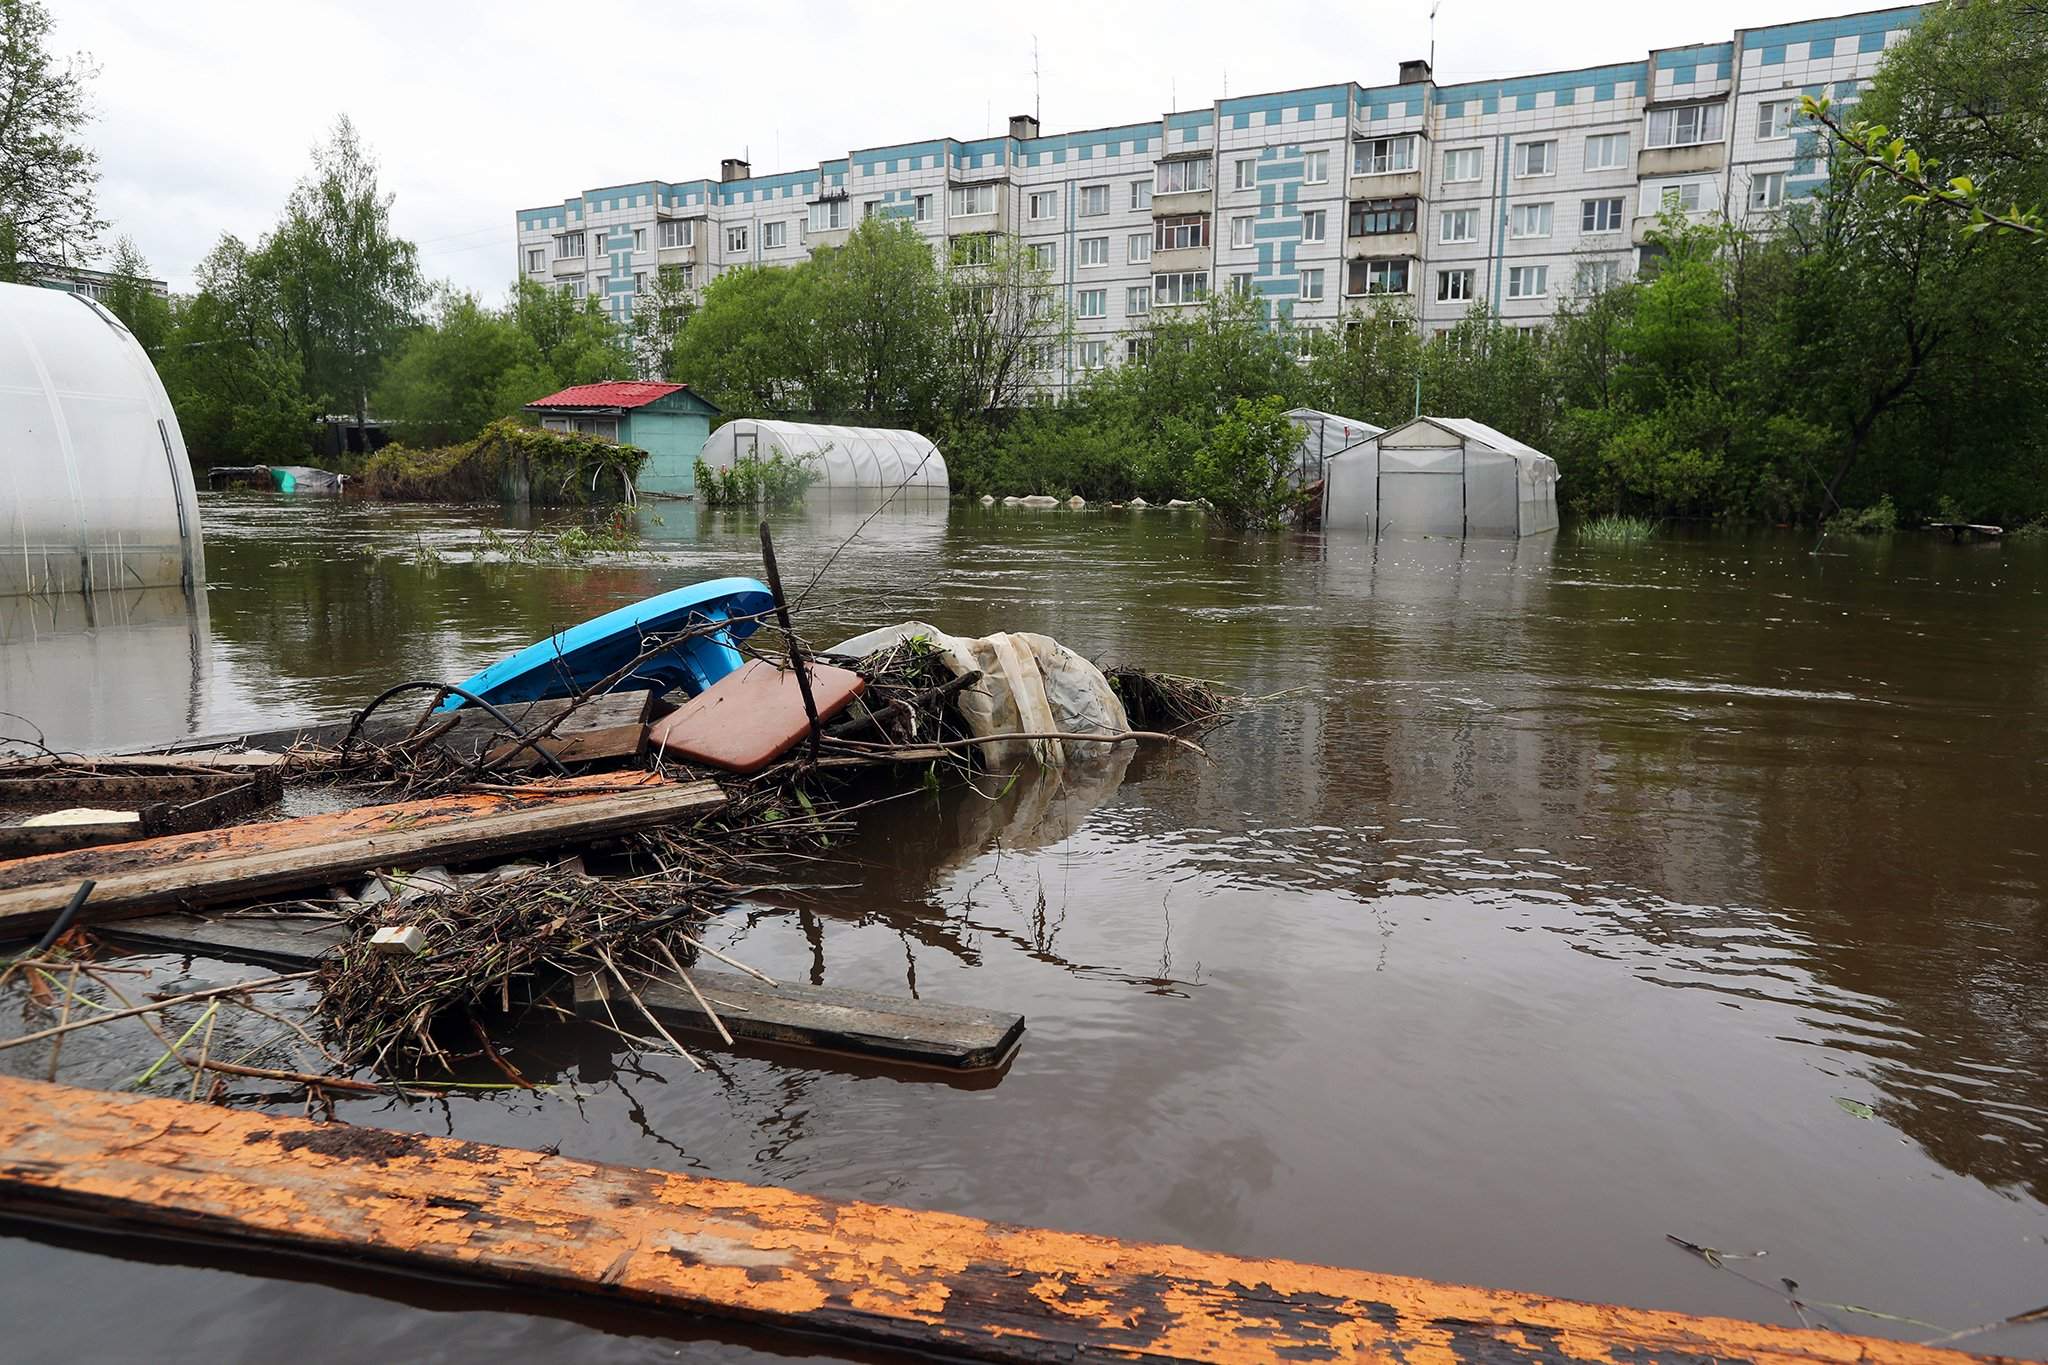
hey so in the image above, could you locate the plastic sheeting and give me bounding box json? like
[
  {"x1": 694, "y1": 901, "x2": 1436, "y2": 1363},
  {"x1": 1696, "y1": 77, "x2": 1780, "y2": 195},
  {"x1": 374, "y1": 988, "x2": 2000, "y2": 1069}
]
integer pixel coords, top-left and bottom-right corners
[
  {"x1": 1284, "y1": 408, "x2": 1383, "y2": 487},
  {"x1": 697, "y1": 419, "x2": 949, "y2": 497},
  {"x1": 1323, "y1": 415, "x2": 1559, "y2": 539},
  {"x1": 0, "y1": 283, "x2": 205, "y2": 597},
  {"x1": 829, "y1": 620, "x2": 1129, "y2": 770}
]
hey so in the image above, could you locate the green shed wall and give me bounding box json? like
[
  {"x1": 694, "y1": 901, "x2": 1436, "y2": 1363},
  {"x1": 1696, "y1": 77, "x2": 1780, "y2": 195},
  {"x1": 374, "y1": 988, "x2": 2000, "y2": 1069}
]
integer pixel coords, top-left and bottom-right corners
[{"x1": 622, "y1": 398, "x2": 714, "y2": 498}]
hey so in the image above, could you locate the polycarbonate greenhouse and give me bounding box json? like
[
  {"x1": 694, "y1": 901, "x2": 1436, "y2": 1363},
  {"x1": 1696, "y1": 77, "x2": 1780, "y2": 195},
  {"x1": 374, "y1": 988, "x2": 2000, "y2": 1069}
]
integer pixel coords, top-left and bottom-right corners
[
  {"x1": 695, "y1": 420, "x2": 949, "y2": 498},
  {"x1": 1285, "y1": 408, "x2": 1384, "y2": 487},
  {"x1": 0, "y1": 283, "x2": 205, "y2": 597},
  {"x1": 1322, "y1": 416, "x2": 1560, "y2": 538}
]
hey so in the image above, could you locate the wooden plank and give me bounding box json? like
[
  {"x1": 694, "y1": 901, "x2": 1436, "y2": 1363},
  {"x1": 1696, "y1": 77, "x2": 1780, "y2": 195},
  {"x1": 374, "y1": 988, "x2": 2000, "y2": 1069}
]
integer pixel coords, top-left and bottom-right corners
[
  {"x1": 0, "y1": 773, "x2": 723, "y2": 937},
  {"x1": 481, "y1": 690, "x2": 653, "y2": 771},
  {"x1": 100, "y1": 913, "x2": 349, "y2": 970},
  {"x1": 0, "y1": 771, "x2": 261, "y2": 805},
  {"x1": 577, "y1": 971, "x2": 1022, "y2": 1072},
  {"x1": 0, "y1": 819, "x2": 146, "y2": 859},
  {"x1": 0, "y1": 1077, "x2": 2009, "y2": 1365}
]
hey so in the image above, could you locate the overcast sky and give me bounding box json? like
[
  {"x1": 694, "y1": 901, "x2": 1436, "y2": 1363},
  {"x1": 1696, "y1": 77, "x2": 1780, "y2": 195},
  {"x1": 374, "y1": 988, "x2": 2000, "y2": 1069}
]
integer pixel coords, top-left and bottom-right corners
[{"x1": 57, "y1": 0, "x2": 1860, "y2": 298}]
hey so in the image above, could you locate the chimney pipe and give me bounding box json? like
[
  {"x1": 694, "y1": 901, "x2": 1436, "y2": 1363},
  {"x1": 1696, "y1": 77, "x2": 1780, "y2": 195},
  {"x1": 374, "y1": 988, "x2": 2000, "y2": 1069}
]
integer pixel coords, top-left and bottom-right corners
[
  {"x1": 1398, "y1": 58, "x2": 1432, "y2": 85},
  {"x1": 1008, "y1": 113, "x2": 1041, "y2": 140},
  {"x1": 720, "y1": 157, "x2": 751, "y2": 182}
]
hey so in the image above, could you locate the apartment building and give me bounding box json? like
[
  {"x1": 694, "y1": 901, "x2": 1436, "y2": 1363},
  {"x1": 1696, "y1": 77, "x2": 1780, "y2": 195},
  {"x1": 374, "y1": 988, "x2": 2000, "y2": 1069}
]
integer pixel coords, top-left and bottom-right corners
[{"x1": 515, "y1": 5, "x2": 1920, "y2": 388}]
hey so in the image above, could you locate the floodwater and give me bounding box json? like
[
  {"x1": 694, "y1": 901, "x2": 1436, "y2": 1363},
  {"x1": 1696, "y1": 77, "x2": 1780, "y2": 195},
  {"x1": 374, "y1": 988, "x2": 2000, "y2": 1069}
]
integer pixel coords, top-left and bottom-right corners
[{"x1": 3, "y1": 493, "x2": 2046, "y2": 1363}]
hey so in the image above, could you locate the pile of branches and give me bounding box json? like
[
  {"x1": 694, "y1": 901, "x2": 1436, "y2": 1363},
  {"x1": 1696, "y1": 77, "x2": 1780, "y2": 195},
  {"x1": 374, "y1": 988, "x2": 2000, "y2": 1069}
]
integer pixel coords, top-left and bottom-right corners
[{"x1": 1105, "y1": 668, "x2": 1241, "y2": 734}]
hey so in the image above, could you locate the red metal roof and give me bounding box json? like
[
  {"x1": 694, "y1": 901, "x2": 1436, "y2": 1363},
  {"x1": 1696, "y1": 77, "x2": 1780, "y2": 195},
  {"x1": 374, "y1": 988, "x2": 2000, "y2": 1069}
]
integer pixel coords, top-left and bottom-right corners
[{"x1": 525, "y1": 381, "x2": 688, "y2": 410}]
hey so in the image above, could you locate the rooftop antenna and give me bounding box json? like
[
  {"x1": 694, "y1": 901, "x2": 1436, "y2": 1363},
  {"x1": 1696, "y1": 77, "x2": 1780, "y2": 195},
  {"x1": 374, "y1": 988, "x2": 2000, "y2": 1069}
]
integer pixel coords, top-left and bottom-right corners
[
  {"x1": 1429, "y1": 0, "x2": 1441, "y2": 74},
  {"x1": 1033, "y1": 35, "x2": 1041, "y2": 123}
]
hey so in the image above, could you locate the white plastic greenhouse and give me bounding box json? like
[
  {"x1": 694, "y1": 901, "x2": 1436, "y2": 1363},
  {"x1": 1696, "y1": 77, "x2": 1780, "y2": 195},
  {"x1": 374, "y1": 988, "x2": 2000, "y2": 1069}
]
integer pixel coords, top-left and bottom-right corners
[
  {"x1": 694, "y1": 420, "x2": 949, "y2": 499},
  {"x1": 1285, "y1": 408, "x2": 1383, "y2": 487},
  {"x1": 0, "y1": 282, "x2": 205, "y2": 597},
  {"x1": 1322, "y1": 416, "x2": 1560, "y2": 538}
]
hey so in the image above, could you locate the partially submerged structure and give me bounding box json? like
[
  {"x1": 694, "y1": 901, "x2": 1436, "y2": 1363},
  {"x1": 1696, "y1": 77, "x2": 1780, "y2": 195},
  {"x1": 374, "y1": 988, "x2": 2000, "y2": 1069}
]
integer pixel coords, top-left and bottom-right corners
[
  {"x1": 696, "y1": 420, "x2": 950, "y2": 500},
  {"x1": 523, "y1": 381, "x2": 719, "y2": 500},
  {"x1": 0, "y1": 282, "x2": 205, "y2": 597},
  {"x1": 1284, "y1": 408, "x2": 1383, "y2": 487},
  {"x1": 1322, "y1": 416, "x2": 1561, "y2": 538}
]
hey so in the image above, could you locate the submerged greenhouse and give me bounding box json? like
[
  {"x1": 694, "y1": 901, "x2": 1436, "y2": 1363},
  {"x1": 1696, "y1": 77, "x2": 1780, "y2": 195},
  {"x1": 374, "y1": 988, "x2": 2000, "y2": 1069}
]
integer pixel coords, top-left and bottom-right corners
[
  {"x1": 1322, "y1": 416, "x2": 1560, "y2": 539},
  {"x1": 0, "y1": 283, "x2": 205, "y2": 597},
  {"x1": 695, "y1": 420, "x2": 949, "y2": 499},
  {"x1": 1285, "y1": 408, "x2": 1384, "y2": 487}
]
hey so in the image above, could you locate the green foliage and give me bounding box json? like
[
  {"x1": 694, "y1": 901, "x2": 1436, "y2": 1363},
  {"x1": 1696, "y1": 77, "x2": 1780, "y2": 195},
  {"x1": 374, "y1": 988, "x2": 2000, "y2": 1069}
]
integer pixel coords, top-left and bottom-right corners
[
  {"x1": 101, "y1": 236, "x2": 170, "y2": 356},
  {"x1": 0, "y1": 0, "x2": 104, "y2": 278},
  {"x1": 477, "y1": 510, "x2": 640, "y2": 563},
  {"x1": 1575, "y1": 514, "x2": 1657, "y2": 545},
  {"x1": 156, "y1": 236, "x2": 316, "y2": 462},
  {"x1": 362, "y1": 417, "x2": 646, "y2": 505},
  {"x1": 1190, "y1": 396, "x2": 1299, "y2": 531},
  {"x1": 1832, "y1": 495, "x2": 1899, "y2": 534},
  {"x1": 693, "y1": 452, "x2": 819, "y2": 509},
  {"x1": 373, "y1": 291, "x2": 541, "y2": 447}
]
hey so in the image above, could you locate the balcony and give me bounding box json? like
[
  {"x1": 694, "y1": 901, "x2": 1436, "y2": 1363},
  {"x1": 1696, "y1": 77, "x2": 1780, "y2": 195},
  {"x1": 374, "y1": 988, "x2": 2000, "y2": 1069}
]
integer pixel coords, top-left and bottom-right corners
[
  {"x1": 1346, "y1": 229, "x2": 1420, "y2": 259},
  {"x1": 1638, "y1": 143, "x2": 1724, "y2": 177},
  {"x1": 656, "y1": 244, "x2": 697, "y2": 267},
  {"x1": 549, "y1": 254, "x2": 584, "y2": 278},
  {"x1": 1347, "y1": 169, "x2": 1424, "y2": 201},
  {"x1": 1151, "y1": 245, "x2": 1211, "y2": 274}
]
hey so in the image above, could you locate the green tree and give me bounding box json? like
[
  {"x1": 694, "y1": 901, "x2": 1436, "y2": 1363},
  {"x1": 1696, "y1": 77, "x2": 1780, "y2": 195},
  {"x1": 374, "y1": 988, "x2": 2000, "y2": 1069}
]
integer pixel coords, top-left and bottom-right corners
[
  {"x1": 0, "y1": 0, "x2": 102, "y2": 279},
  {"x1": 102, "y1": 235, "x2": 170, "y2": 356},
  {"x1": 511, "y1": 277, "x2": 631, "y2": 389},
  {"x1": 373, "y1": 290, "x2": 544, "y2": 446},
  {"x1": 628, "y1": 264, "x2": 696, "y2": 380},
  {"x1": 1191, "y1": 395, "x2": 1300, "y2": 530},
  {"x1": 669, "y1": 264, "x2": 823, "y2": 415},
  {"x1": 157, "y1": 236, "x2": 314, "y2": 462},
  {"x1": 812, "y1": 218, "x2": 948, "y2": 422},
  {"x1": 254, "y1": 115, "x2": 426, "y2": 428}
]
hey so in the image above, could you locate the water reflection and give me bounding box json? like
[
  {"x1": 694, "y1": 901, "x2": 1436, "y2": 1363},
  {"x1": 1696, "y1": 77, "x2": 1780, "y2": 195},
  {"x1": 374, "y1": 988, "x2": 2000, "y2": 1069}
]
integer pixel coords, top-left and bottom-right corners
[{"x1": 0, "y1": 586, "x2": 210, "y2": 749}]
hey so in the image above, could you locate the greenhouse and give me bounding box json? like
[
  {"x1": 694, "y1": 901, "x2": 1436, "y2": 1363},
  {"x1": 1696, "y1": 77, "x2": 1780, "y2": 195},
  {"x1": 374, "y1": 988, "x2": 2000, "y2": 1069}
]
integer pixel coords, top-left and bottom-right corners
[
  {"x1": 1322, "y1": 416, "x2": 1560, "y2": 538},
  {"x1": 1284, "y1": 408, "x2": 1383, "y2": 487},
  {"x1": 695, "y1": 420, "x2": 949, "y2": 499},
  {"x1": 0, "y1": 283, "x2": 205, "y2": 597}
]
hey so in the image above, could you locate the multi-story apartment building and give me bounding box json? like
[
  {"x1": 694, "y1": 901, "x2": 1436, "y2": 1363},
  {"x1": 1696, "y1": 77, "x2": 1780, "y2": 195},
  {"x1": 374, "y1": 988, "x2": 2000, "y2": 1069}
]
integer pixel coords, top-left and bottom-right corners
[{"x1": 516, "y1": 5, "x2": 1919, "y2": 389}]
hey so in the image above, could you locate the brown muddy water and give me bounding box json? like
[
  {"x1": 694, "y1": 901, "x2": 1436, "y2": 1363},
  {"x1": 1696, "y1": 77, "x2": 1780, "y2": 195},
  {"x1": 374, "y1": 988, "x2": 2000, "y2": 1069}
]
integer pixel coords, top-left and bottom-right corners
[{"x1": 2, "y1": 493, "x2": 2046, "y2": 1363}]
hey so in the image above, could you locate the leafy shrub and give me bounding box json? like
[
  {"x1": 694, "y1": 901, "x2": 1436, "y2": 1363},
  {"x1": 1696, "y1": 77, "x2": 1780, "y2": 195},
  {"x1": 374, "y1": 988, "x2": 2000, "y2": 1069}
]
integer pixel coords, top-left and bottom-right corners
[
  {"x1": 362, "y1": 418, "x2": 647, "y2": 505},
  {"x1": 694, "y1": 450, "x2": 819, "y2": 508},
  {"x1": 1190, "y1": 396, "x2": 1298, "y2": 531},
  {"x1": 1832, "y1": 495, "x2": 1899, "y2": 534},
  {"x1": 1576, "y1": 514, "x2": 1658, "y2": 544}
]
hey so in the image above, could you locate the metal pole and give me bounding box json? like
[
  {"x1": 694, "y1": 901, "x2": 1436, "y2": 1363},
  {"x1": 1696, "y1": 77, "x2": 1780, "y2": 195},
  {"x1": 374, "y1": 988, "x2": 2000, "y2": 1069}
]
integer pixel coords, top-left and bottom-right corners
[{"x1": 758, "y1": 522, "x2": 823, "y2": 762}]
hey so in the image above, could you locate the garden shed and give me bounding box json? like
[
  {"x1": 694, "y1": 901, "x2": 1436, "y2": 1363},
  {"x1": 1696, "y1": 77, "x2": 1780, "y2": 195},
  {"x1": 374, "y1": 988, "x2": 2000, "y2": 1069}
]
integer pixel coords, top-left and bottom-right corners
[
  {"x1": 1285, "y1": 408, "x2": 1383, "y2": 487},
  {"x1": 523, "y1": 381, "x2": 719, "y2": 499},
  {"x1": 696, "y1": 420, "x2": 949, "y2": 499},
  {"x1": 1322, "y1": 416, "x2": 1560, "y2": 538},
  {"x1": 0, "y1": 283, "x2": 205, "y2": 598}
]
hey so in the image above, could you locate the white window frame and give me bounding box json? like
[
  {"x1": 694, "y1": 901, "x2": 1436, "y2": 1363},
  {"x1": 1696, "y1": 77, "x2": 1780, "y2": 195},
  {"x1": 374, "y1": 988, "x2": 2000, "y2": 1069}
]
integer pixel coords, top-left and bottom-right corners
[
  {"x1": 1303, "y1": 149, "x2": 1329, "y2": 185},
  {"x1": 1748, "y1": 171, "x2": 1785, "y2": 211},
  {"x1": 526, "y1": 248, "x2": 544, "y2": 272},
  {"x1": 1757, "y1": 100, "x2": 1795, "y2": 141},
  {"x1": 1578, "y1": 259, "x2": 1621, "y2": 292},
  {"x1": 913, "y1": 193, "x2": 933, "y2": 222},
  {"x1": 761, "y1": 220, "x2": 787, "y2": 250},
  {"x1": 1077, "y1": 287, "x2": 1107, "y2": 318},
  {"x1": 1127, "y1": 232, "x2": 1151, "y2": 263},
  {"x1": 950, "y1": 184, "x2": 996, "y2": 216},
  {"x1": 1300, "y1": 208, "x2": 1327, "y2": 244},
  {"x1": 1154, "y1": 270, "x2": 1209, "y2": 306},
  {"x1": 1079, "y1": 339, "x2": 1108, "y2": 370},
  {"x1": 1078, "y1": 235, "x2": 1109, "y2": 267},
  {"x1": 554, "y1": 231, "x2": 585, "y2": 257},
  {"x1": 1514, "y1": 140, "x2": 1556, "y2": 177},
  {"x1": 1441, "y1": 208, "x2": 1476, "y2": 244},
  {"x1": 1234, "y1": 157, "x2": 1257, "y2": 191},
  {"x1": 1126, "y1": 285, "x2": 1151, "y2": 315},
  {"x1": 1029, "y1": 189, "x2": 1058, "y2": 221},
  {"x1": 1230, "y1": 215, "x2": 1255, "y2": 248},
  {"x1": 1299, "y1": 268, "x2": 1325, "y2": 302},
  {"x1": 1028, "y1": 241, "x2": 1057, "y2": 269},
  {"x1": 726, "y1": 224, "x2": 749, "y2": 253},
  {"x1": 1130, "y1": 178, "x2": 1152, "y2": 210},
  {"x1": 1228, "y1": 271, "x2": 1254, "y2": 297},
  {"x1": 1507, "y1": 264, "x2": 1548, "y2": 299},
  {"x1": 1352, "y1": 258, "x2": 1410, "y2": 295},
  {"x1": 1647, "y1": 102, "x2": 1726, "y2": 149},
  {"x1": 1585, "y1": 132, "x2": 1628, "y2": 171},
  {"x1": 807, "y1": 201, "x2": 846, "y2": 232},
  {"x1": 1661, "y1": 181, "x2": 1705, "y2": 211},
  {"x1": 1076, "y1": 184, "x2": 1109, "y2": 217},
  {"x1": 1510, "y1": 202, "x2": 1552, "y2": 239},
  {"x1": 631, "y1": 227, "x2": 646, "y2": 252},
  {"x1": 1580, "y1": 197, "x2": 1624, "y2": 234},
  {"x1": 1352, "y1": 135, "x2": 1416, "y2": 176},
  {"x1": 1443, "y1": 147, "x2": 1481, "y2": 182},
  {"x1": 1155, "y1": 159, "x2": 1210, "y2": 195},
  {"x1": 659, "y1": 219, "x2": 696, "y2": 247},
  {"x1": 1437, "y1": 268, "x2": 1475, "y2": 302}
]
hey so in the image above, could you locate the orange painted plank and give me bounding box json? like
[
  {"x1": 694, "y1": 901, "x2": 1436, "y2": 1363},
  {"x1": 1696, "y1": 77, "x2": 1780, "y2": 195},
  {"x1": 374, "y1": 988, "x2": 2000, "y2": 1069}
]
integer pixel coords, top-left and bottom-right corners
[
  {"x1": 651, "y1": 659, "x2": 865, "y2": 774},
  {"x1": 0, "y1": 772, "x2": 722, "y2": 934},
  {"x1": 0, "y1": 1077, "x2": 2008, "y2": 1365}
]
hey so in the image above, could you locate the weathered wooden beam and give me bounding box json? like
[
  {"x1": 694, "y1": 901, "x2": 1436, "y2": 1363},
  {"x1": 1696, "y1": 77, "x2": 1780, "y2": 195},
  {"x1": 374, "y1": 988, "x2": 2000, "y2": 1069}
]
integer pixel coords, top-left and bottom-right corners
[
  {"x1": 0, "y1": 774, "x2": 723, "y2": 937},
  {"x1": 0, "y1": 1077, "x2": 2004, "y2": 1365},
  {"x1": 577, "y1": 971, "x2": 1023, "y2": 1072}
]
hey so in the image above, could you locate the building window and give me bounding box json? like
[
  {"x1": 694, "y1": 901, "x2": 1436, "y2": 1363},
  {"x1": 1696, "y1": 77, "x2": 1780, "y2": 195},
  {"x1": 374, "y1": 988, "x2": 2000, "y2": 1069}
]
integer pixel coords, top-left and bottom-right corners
[
  {"x1": 914, "y1": 193, "x2": 933, "y2": 221},
  {"x1": 1661, "y1": 181, "x2": 1705, "y2": 211},
  {"x1": 1127, "y1": 232, "x2": 1151, "y2": 263},
  {"x1": 1078, "y1": 235, "x2": 1109, "y2": 267},
  {"x1": 1155, "y1": 213, "x2": 1209, "y2": 251},
  {"x1": 1029, "y1": 190, "x2": 1058, "y2": 221},
  {"x1": 1126, "y1": 337, "x2": 1152, "y2": 362},
  {"x1": 1514, "y1": 140, "x2": 1556, "y2": 177},
  {"x1": 1507, "y1": 264, "x2": 1547, "y2": 298},
  {"x1": 633, "y1": 271, "x2": 645, "y2": 293},
  {"x1": 1647, "y1": 102, "x2": 1726, "y2": 148},
  {"x1": 526, "y1": 248, "x2": 544, "y2": 272},
  {"x1": 951, "y1": 232, "x2": 995, "y2": 264},
  {"x1": 1440, "y1": 208, "x2": 1476, "y2": 243},
  {"x1": 1154, "y1": 271, "x2": 1208, "y2": 305},
  {"x1": 1077, "y1": 287, "x2": 1107, "y2": 318},
  {"x1": 630, "y1": 227, "x2": 646, "y2": 252},
  {"x1": 1748, "y1": 171, "x2": 1785, "y2": 210},
  {"x1": 1234, "y1": 157, "x2": 1257, "y2": 191},
  {"x1": 659, "y1": 219, "x2": 696, "y2": 247},
  {"x1": 677, "y1": 264, "x2": 694, "y2": 287},
  {"x1": 808, "y1": 200, "x2": 847, "y2": 231},
  {"x1": 726, "y1": 224, "x2": 749, "y2": 253},
  {"x1": 1581, "y1": 197, "x2": 1624, "y2": 233},
  {"x1": 1585, "y1": 132, "x2": 1629, "y2": 170},
  {"x1": 1757, "y1": 100, "x2": 1795, "y2": 141},
  {"x1": 1078, "y1": 184, "x2": 1109, "y2": 216},
  {"x1": 1443, "y1": 147, "x2": 1481, "y2": 182},
  {"x1": 1510, "y1": 202, "x2": 1552, "y2": 238},
  {"x1": 1348, "y1": 196, "x2": 1417, "y2": 236},
  {"x1": 1228, "y1": 271, "x2": 1253, "y2": 297},
  {"x1": 1438, "y1": 268, "x2": 1475, "y2": 301},
  {"x1": 1300, "y1": 209, "x2": 1327, "y2": 243},
  {"x1": 1577, "y1": 259, "x2": 1621, "y2": 292},
  {"x1": 950, "y1": 184, "x2": 995, "y2": 215},
  {"x1": 1079, "y1": 339, "x2": 1108, "y2": 369},
  {"x1": 1299, "y1": 268, "x2": 1325, "y2": 302},
  {"x1": 1352, "y1": 135, "x2": 1416, "y2": 176},
  {"x1": 1130, "y1": 178, "x2": 1152, "y2": 210},
  {"x1": 1155, "y1": 158, "x2": 1211, "y2": 195},
  {"x1": 1347, "y1": 258, "x2": 1410, "y2": 295},
  {"x1": 1028, "y1": 241, "x2": 1057, "y2": 269},
  {"x1": 1126, "y1": 285, "x2": 1151, "y2": 315},
  {"x1": 554, "y1": 231, "x2": 585, "y2": 257},
  {"x1": 1304, "y1": 149, "x2": 1329, "y2": 184},
  {"x1": 762, "y1": 220, "x2": 787, "y2": 249},
  {"x1": 1229, "y1": 214, "x2": 1254, "y2": 248}
]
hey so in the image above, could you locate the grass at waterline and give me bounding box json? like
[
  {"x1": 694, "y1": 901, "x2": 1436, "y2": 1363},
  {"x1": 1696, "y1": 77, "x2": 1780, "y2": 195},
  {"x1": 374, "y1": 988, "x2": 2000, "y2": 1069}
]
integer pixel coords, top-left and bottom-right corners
[{"x1": 1575, "y1": 514, "x2": 1658, "y2": 545}]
